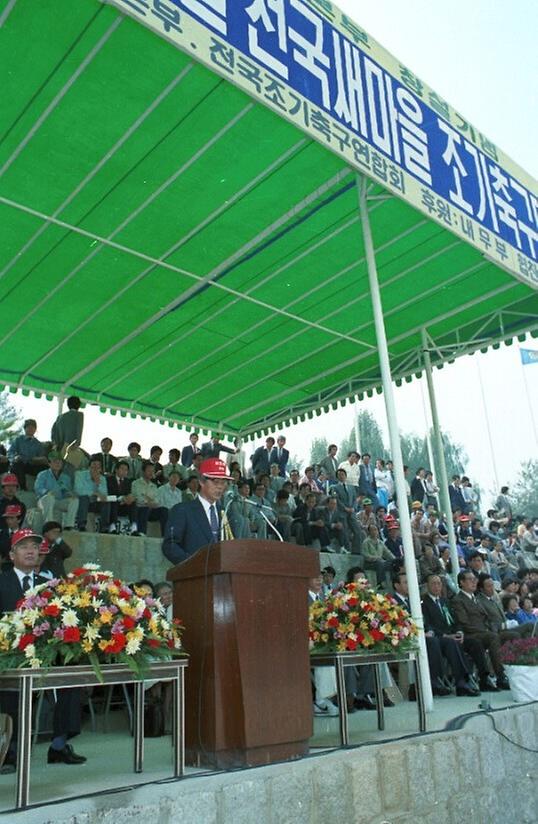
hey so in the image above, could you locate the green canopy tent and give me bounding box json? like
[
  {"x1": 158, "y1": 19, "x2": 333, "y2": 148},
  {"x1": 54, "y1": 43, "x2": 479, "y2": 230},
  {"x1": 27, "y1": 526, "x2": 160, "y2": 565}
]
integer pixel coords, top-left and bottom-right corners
[
  {"x1": 0, "y1": 0, "x2": 536, "y2": 439},
  {"x1": 1, "y1": 0, "x2": 537, "y2": 711}
]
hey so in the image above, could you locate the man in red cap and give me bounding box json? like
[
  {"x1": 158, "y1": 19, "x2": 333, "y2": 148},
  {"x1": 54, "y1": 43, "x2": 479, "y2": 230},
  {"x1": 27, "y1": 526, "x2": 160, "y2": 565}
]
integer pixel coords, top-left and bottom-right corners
[
  {"x1": 0, "y1": 474, "x2": 27, "y2": 525},
  {"x1": 162, "y1": 458, "x2": 230, "y2": 565},
  {"x1": 0, "y1": 529, "x2": 85, "y2": 771},
  {"x1": 0, "y1": 504, "x2": 22, "y2": 568}
]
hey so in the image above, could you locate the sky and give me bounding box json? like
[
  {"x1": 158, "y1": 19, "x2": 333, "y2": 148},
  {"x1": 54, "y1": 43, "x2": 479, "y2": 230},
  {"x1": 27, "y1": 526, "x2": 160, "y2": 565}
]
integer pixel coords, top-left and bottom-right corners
[{"x1": 6, "y1": 0, "x2": 538, "y2": 507}]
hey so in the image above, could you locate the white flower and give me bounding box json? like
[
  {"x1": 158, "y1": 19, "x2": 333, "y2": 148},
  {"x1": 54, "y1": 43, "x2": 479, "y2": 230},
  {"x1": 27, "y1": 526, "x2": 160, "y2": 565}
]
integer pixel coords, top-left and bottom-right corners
[
  {"x1": 91, "y1": 598, "x2": 103, "y2": 609},
  {"x1": 24, "y1": 644, "x2": 36, "y2": 658},
  {"x1": 82, "y1": 563, "x2": 101, "y2": 571},
  {"x1": 22, "y1": 608, "x2": 41, "y2": 628},
  {"x1": 160, "y1": 619, "x2": 170, "y2": 632},
  {"x1": 29, "y1": 658, "x2": 42, "y2": 668},
  {"x1": 62, "y1": 609, "x2": 79, "y2": 627},
  {"x1": 84, "y1": 625, "x2": 100, "y2": 642},
  {"x1": 11, "y1": 635, "x2": 21, "y2": 650},
  {"x1": 126, "y1": 637, "x2": 141, "y2": 655}
]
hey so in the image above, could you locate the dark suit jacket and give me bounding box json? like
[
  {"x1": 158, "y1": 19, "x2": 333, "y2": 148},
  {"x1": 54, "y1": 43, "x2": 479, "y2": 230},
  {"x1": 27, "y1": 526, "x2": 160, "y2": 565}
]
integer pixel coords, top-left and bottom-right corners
[
  {"x1": 358, "y1": 464, "x2": 377, "y2": 496},
  {"x1": 201, "y1": 441, "x2": 235, "y2": 459},
  {"x1": 181, "y1": 444, "x2": 200, "y2": 467},
  {"x1": 97, "y1": 452, "x2": 117, "y2": 475},
  {"x1": 449, "y1": 485, "x2": 466, "y2": 512},
  {"x1": 107, "y1": 474, "x2": 133, "y2": 498},
  {"x1": 250, "y1": 446, "x2": 272, "y2": 477},
  {"x1": 269, "y1": 446, "x2": 289, "y2": 477},
  {"x1": 476, "y1": 593, "x2": 506, "y2": 633},
  {"x1": 162, "y1": 498, "x2": 222, "y2": 566},
  {"x1": 422, "y1": 595, "x2": 455, "y2": 635},
  {"x1": 450, "y1": 591, "x2": 491, "y2": 634},
  {"x1": 410, "y1": 477, "x2": 426, "y2": 502},
  {"x1": 0, "y1": 569, "x2": 46, "y2": 613}
]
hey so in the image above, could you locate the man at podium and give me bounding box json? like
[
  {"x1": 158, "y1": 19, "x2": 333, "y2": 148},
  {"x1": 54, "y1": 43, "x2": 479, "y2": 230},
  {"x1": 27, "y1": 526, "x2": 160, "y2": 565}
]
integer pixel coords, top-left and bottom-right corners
[{"x1": 162, "y1": 458, "x2": 231, "y2": 565}]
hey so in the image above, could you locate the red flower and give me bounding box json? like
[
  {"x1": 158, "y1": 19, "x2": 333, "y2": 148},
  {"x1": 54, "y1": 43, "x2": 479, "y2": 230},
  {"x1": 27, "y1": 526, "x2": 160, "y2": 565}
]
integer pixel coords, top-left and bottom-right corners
[
  {"x1": 148, "y1": 639, "x2": 160, "y2": 648},
  {"x1": 44, "y1": 604, "x2": 60, "y2": 617},
  {"x1": 71, "y1": 567, "x2": 86, "y2": 576},
  {"x1": 143, "y1": 608, "x2": 151, "y2": 619},
  {"x1": 167, "y1": 638, "x2": 175, "y2": 649},
  {"x1": 371, "y1": 629, "x2": 385, "y2": 642},
  {"x1": 345, "y1": 638, "x2": 358, "y2": 651},
  {"x1": 347, "y1": 597, "x2": 358, "y2": 607},
  {"x1": 327, "y1": 616, "x2": 339, "y2": 628},
  {"x1": 122, "y1": 616, "x2": 136, "y2": 630},
  {"x1": 40, "y1": 590, "x2": 53, "y2": 600},
  {"x1": 107, "y1": 633, "x2": 126, "y2": 654},
  {"x1": 119, "y1": 588, "x2": 132, "y2": 600},
  {"x1": 18, "y1": 633, "x2": 35, "y2": 651},
  {"x1": 63, "y1": 627, "x2": 80, "y2": 643}
]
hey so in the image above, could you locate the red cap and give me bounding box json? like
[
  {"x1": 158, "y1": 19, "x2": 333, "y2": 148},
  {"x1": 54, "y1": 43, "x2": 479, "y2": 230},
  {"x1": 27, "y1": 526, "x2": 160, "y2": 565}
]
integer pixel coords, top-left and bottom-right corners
[
  {"x1": 39, "y1": 539, "x2": 50, "y2": 555},
  {"x1": 199, "y1": 458, "x2": 230, "y2": 479},
  {"x1": 11, "y1": 528, "x2": 43, "y2": 548},
  {"x1": 1, "y1": 473, "x2": 19, "y2": 486},
  {"x1": 459, "y1": 515, "x2": 470, "y2": 522},
  {"x1": 2, "y1": 504, "x2": 22, "y2": 518}
]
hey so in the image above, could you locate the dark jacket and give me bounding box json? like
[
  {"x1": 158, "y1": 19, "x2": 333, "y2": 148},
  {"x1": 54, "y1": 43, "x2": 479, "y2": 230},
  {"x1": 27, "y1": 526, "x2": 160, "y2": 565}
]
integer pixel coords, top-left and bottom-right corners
[{"x1": 162, "y1": 498, "x2": 222, "y2": 566}]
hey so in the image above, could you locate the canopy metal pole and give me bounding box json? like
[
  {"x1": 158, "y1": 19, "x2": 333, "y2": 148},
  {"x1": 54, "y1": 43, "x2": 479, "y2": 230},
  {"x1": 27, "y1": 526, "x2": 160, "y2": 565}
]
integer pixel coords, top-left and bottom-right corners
[
  {"x1": 421, "y1": 329, "x2": 460, "y2": 585},
  {"x1": 357, "y1": 177, "x2": 433, "y2": 712},
  {"x1": 57, "y1": 393, "x2": 64, "y2": 417},
  {"x1": 353, "y1": 399, "x2": 362, "y2": 454}
]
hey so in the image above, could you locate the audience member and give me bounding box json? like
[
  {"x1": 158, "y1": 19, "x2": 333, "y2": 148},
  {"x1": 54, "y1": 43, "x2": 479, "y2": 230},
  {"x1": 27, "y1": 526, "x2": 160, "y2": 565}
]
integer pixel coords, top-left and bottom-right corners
[
  {"x1": 35, "y1": 452, "x2": 78, "y2": 530},
  {"x1": 7, "y1": 419, "x2": 48, "y2": 490},
  {"x1": 51, "y1": 396, "x2": 84, "y2": 451}
]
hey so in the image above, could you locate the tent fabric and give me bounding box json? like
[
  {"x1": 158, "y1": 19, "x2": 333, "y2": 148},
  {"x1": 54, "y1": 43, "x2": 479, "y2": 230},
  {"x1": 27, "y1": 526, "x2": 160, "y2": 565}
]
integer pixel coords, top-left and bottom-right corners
[{"x1": 0, "y1": 0, "x2": 537, "y2": 438}]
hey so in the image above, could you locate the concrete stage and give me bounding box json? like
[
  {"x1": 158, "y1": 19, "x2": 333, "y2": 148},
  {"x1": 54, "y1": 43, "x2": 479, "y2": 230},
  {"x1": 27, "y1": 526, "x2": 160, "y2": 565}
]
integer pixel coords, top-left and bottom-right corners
[{"x1": 1, "y1": 693, "x2": 536, "y2": 824}]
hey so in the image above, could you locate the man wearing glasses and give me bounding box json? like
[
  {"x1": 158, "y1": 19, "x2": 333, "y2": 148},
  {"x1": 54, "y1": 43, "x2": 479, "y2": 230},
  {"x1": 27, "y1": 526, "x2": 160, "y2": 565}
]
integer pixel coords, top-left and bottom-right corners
[{"x1": 161, "y1": 458, "x2": 230, "y2": 565}]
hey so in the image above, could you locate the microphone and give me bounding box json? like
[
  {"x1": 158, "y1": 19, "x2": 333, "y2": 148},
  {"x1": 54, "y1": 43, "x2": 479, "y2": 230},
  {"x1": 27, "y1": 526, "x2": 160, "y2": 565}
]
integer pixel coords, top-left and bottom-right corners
[{"x1": 244, "y1": 499, "x2": 283, "y2": 542}]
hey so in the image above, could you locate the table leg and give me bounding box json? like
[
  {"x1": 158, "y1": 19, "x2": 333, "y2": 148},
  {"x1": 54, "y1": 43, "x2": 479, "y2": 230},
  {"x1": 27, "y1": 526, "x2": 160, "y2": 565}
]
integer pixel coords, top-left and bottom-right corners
[
  {"x1": 172, "y1": 666, "x2": 184, "y2": 777},
  {"x1": 133, "y1": 681, "x2": 144, "y2": 773},
  {"x1": 373, "y1": 664, "x2": 384, "y2": 731},
  {"x1": 414, "y1": 656, "x2": 426, "y2": 732},
  {"x1": 16, "y1": 677, "x2": 33, "y2": 809},
  {"x1": 335, "y1": 658, "x2": 348, "y2": 747}
]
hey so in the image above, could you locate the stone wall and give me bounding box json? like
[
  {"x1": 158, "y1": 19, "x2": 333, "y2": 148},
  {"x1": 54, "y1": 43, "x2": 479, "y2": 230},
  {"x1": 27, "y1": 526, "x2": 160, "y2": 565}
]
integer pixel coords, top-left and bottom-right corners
[
  {"x1": 12, "y1": 704, "x2": 538, "y2": 824},
  {"x1": 64, "y1": 533, "x2": 356, "y2": 586}
]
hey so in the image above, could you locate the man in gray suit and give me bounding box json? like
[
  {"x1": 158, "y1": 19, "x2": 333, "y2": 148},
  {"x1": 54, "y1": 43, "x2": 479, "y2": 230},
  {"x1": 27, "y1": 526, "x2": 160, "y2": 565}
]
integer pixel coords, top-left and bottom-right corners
[{"x1": 319, "y1": 444, "x2": 339, "y2": 481}]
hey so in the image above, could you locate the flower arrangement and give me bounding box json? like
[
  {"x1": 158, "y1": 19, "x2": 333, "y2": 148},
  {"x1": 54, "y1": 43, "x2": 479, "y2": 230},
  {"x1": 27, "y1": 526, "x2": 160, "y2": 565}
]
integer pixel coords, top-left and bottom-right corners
[
  {"x1": 500, "y1": 637, "x2": 538, "y2": 667},
  {"x1": 0, "y1": 564, "x2": 183, "y2": 681},
  {"x1": 309, "y1": 579, "x2": 418, "y2": 655}
]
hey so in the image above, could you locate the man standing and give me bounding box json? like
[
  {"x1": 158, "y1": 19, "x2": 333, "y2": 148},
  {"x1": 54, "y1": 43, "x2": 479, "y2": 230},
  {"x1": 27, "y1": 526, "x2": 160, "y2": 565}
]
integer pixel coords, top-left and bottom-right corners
[
  {"x1": 181, "y1": 433, "x2": 200, "y2": 468},
  {"x1": 0, "y1": 529, "x2": 86, "y2": 771},
  {"x1": 7, "y1": 419, "x2": 48, "y2": 490},
  {"x1": 162, "y1": 458, "x2": 230, "y2": 565},
  {"x1": 51, "y1": 396, "x2": 84, "y2": 451},
  {"x1": 250, "y1": 437, "x2": 275, "y2": 479},
  {"x1": 269, "y1": 435, "x2": 289, "y2": 477},
  {"x1": 358, "y1": 453, "x2": 378, "y2": 506},
  {"x1": 319, "y1": 444, "x2": 339, "y2": 481},
  {"x1": 96, "y1": 437, "x2": 117, "y2": 476},
  {"x1": 338, "y1": 451, "x2": 360, "y2": 488},
  {"x1": 201, "y1": 434, "x2": 237, "y2": 461}
]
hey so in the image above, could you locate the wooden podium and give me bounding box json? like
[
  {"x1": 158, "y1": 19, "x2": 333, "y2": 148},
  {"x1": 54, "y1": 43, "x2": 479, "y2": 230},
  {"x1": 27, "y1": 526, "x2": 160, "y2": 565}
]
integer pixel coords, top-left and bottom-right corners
[{"x1": 167, "y1": 540, "x2": 319, "y2": 769}]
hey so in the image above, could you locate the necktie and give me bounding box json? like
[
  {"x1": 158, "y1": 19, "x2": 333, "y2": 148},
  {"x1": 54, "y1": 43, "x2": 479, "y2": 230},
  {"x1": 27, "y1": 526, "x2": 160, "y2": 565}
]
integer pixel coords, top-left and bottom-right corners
[
  {"x1": 209, "y1": 504, "x2": 219, "y2": 542},
  {"x1": 22, "y1": 575, "x2": 31, "y2": 592}
]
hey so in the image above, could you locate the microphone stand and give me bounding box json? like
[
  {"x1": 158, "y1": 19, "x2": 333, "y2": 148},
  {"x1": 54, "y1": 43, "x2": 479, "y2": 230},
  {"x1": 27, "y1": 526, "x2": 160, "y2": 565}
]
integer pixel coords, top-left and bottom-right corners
[{"x1": 244, "y1": 499, "x2": 284, "y2": 542}]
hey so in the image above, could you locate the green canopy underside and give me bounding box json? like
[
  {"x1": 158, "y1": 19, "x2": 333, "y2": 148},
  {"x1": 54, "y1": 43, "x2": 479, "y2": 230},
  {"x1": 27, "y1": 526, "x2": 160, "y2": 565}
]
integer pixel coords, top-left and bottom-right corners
[{"x1": 0, "y1": 0, "x2": 536, "y2": 436}]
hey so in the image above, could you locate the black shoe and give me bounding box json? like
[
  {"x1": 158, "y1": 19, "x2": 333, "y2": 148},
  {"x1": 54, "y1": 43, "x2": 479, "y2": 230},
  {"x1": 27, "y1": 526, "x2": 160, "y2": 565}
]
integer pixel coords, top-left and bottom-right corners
[
  {"x1": 0, "y1": 752, "x2": 16, "y2": 774},
  {"x1": 432, "y1": 679, "x2": 452, "y2": 696},
  {"x1": 408, "y1": 684, "x2": 417, "y2": 702},
  {"x1": 77, "y1": 526, "x2": 86, "y2": 533},
  {"x1": 479, "y1": 679, "x2": 500, "y2": 692},
  {"x1": 496, "y1": 677, "x2": 511, "y2": 691},
  {"x1": 456, "y1": 684, "x2": 480, "y2": 697},
  {"x1": 382, "y1": 691, "x2": 395, "y2": 707},
  {"x1": 47, "y1": 744, "x2": 86, "y2": 764},
  {"x1": 354, "y1": 696, "x2": 376, "y2": 711}
]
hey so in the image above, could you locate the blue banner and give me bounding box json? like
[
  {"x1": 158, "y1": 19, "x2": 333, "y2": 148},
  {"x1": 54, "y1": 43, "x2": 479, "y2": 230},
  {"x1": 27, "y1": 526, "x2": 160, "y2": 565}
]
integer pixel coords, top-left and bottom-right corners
[{"x1": 109, "y1": 0, "x2": 538, "y2": 286}]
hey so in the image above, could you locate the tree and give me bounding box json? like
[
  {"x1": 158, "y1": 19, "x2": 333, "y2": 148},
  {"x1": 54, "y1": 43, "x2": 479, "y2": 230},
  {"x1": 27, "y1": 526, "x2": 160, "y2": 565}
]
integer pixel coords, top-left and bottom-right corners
[
  {"x1": 0, "y1": 391, "x2": 22, "y2": 448},
  {"x1": 287, "y1": 452, "x2": 304, "y2": 473},
  {"x1": 510, "y1": 459, "x2": 538, "y2": 519},
  {"x1": 309, "y1": 436, "x2": 329, "y2": 467},
  {"x1": 339, "y1": 410, "x2": 389, "y2": 461}
]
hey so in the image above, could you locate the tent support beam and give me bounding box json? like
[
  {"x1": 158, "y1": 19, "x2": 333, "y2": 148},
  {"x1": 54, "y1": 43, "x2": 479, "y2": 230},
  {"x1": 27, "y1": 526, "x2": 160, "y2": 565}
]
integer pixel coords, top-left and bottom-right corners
[
  {"x1": 421, "y1": 329, "x2": 460, "y2": 584},
  {"x1": 357, "y1": 174, "x2": 433, "y2": 712}
]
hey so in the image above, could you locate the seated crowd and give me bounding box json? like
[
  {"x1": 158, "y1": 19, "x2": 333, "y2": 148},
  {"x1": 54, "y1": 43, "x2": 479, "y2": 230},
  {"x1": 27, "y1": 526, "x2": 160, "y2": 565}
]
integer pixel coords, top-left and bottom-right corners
[{"x1": 2, "y1": 410, "x2": 538, "y2": 719}]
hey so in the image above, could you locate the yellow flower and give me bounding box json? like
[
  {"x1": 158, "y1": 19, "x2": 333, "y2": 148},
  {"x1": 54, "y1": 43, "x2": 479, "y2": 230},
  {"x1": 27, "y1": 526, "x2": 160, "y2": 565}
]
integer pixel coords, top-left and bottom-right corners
[
  {"x1": 99, "y1": 611, "x2": 113, "y2": 624},
  {"x1": 81, "y1": 639, "x2": 93, "y2": 653},
  {"x1": 98, "y1": 639, "x2": 111, "y2": 651},
  {"x1": 75, "y1": 592, "x2": 92, "y2": 608}
]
